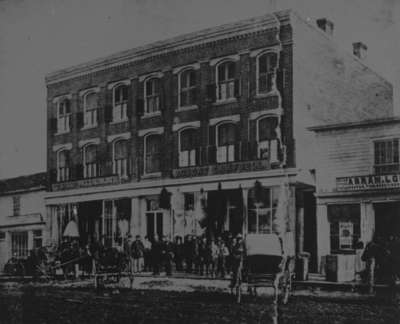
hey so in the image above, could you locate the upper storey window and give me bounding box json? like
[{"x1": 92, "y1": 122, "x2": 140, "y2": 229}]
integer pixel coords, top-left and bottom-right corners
[
  {"x1": 179, "y1": 128, "x2": 197, "y2": 167},
  {"x1": 57, "y1": 149, "x2": 70, "y2": 182},
  {"x1": 374, "y1": 139, "x2": 400, "y2": 174},
  {"x1": 257, "y1": 116, "x2": 279, "y2": 163},
  {"x1": 145, "y1": 134, "x2": 162, "y2": 174},
  {"x1": 113, "y1": 85, "x2": 128, "y2": 122},
  {"x1": 113, "y1": 139, "x2": 129, "y2": 178},
  {"x1": 83, "y1": 144, "x2": 98, "y2": 178},
  {"x1": 57, "y1": 99, "x2": 71, "y2": 133},
  {"x1": 179, "y1": 69, "x2": 196, "y2": 108},
  {"x1": 257, "y1": 51, "x2": 278, "y2": 95},
  {"x1": 217, "y1": 61, "x2": 236, "y2": 101},
  {"x1": 145, "y1": 78, "x2": 160, "y2": 114},
  {"x1": 217, "y1": 123, "x2": 236, "y2": 163},
  {"x1": 83, "y1": 92, "x2": 98, "y2": 128}
]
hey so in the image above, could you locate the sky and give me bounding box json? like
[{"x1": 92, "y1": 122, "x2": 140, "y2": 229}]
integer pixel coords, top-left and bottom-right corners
[{"x1": 0, "y1": 0, "x2": 399, "y2": 179}]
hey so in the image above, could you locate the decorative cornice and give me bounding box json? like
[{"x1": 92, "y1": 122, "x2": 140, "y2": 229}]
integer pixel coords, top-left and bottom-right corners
[
  {"x1": 45, "y1": 11, "x2": 290, "y2": 84},
  {"x1": 249, "y1": 108, "x2": 283, "y2": 120},
  {"x1": 172, "y1": 121, "x2": 201, "y2": 132},
  {"x1": 107, "y1": 132, "x2": 131, "y2": 143},
  {"x1": 138, "y1": 71, "x2": 164, "y2": 82},
  {"x1": 52, "y1": 143, "x2": 72, "y2": 152},
  {"x1": 172, "y1": 63, "x2": 201, "y2": 75},
  {"x1": 209, "y1": 114, "x2": 240, "y2": 126},
  {"x1": 138, "y1": 127, "x2": 164, "y2": 137},
  {"x1": 107, "y1": 79, "x2": 131, "y2": 90},
  {"x1": 52, "y1": 94, "x2": 72, "y2": 104},
  {"x1": 79, "y1": 86, "x2": 100, "y2": 97},
  {"x1": 78, "y1": 138, "x2": 101, "y2": 148}
]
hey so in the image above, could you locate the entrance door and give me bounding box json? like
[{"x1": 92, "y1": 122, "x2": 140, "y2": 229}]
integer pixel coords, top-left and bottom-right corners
[
  {"x1": 374, "y1": 202, "x2": 400, "y2": 239},
  {"x1": 146, "y1": 211, "x2": 163, "y2": 240},
  {"x1": 303, "y1": 191, "x2": 317, "y2": 272}
]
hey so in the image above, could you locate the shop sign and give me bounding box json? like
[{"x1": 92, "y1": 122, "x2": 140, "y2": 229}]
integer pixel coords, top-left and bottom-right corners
[
  {"x1": 52, "y1": 175, "x2": 121, "y2": 191},
  {"x1": 336, "y1": 173, "x2": 400, "y2": 191},
  {"x1": 172, "y1": 159, "x2": 270, "y2": 178},
  {"x1": 339, "y1": 221, "x2": 353, "y2": 250}
]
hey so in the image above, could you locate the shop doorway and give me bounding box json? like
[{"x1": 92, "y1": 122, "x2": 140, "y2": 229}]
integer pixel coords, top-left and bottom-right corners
[
  {"x1": 77, "y1": 200, "x2": 102, "y2": 246},
  {"x1": 374, "y1": 202, "x2": 400, "y2": 239},
  {"x1": 303, "y1": 190, "x2": 317, "y2": 272}
]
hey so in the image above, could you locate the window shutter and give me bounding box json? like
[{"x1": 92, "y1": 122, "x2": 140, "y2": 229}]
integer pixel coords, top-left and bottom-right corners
[
  {"x1": 75, "y1": 164, "x2": 84, "y2": 180},
  {"x1": 127, "y1": 105, "x2": 133, "y2": 118},
  {"x1": 234, "y1": 79, "x2": 241, "y2": 98},
  {"x1": 249, "y1": 141, "x2": 258, "y2": 160},
  {"x1": 159, "y1": 79, "x2": 165, "y2": 112},
  {"x1": 208, "y1": 125, "x2": 216, "y2": 146},
  {"x1": 49, "y1": 168, "x2": 57, "y2": 184},
  {"x1": 234, "y1": 124, "x2": 241, "y2": 160},
  {"x1": 76, "y1": 112, "x2": 84, "y2": 129},
  {"x1": 208, "y1": 145, "x2": 216, "y2": 164},
  {"x1": 195, "y1": 146, "x2": 201, "y2": 166},
  {"x1": 206, "y1": 84, "x2": 216, "y2": 102},
  {"x1": 104, "y1": 105, "x2": 113, "y2": 123},
  {"x1": 50, "y1": 118, "x2": 58, "y2": 134},
  {"x1": 136, "y1": 99, "x2": 144, "y2": 116}
]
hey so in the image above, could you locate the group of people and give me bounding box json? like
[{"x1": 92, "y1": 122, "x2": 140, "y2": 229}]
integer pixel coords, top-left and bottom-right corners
[{"x1": 123, "y1": 232, "x2": 246, "y2": 280}]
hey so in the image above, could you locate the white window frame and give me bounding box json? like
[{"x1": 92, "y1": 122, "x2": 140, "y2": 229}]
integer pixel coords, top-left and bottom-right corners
[
  {"x1": 144, "y1": 133, "x2": 162, "y2": 175},
  {"x1": 256, "y1": 50, "x2": 279, "y2": 96},
  {"x1": 83, "y1": 91, "x2": 98, "y2": 128},
  {"x1": 144, "y1": 77, "x2": 161, "y2": 116},
  {"x1": 83, "y1": 144, "x2": 98, "y2": 179},
  {"x1": 373, "y1": 138, "x2": 400, "y2": 174},
  {"x1": 215, "y1": 60, "x2": 236, "y2": 102},
  {"x1": 256, "y1": 116, "x2": 279, "y2": 163},
  {"x1": 12, "y1": 196, "x2": 21, "y2": 216},
  {"x1": 178, "y1": 68, "x2": 197, "y2": 109},
  {"x1": 56, "y1": 99, "x2": 71, "y2": 134},
  {"x1": 178, "y1": 128, "x2": 197, "y2": 167},
  {"x1": 11, "y1": 231, "x2": 28, "y2": 259},
  {"x1": 113, "y1": 84, "x2": 128, "y2": 123},
  {"x1": 112, "y1": 139, "x2": 128, "y2": 178},
  {"x1": 57, "y1": 149, "x2": 71, "y2": 182},
  {"x1": 216, "y1": 122, "x2": 236, "y2": 163}
]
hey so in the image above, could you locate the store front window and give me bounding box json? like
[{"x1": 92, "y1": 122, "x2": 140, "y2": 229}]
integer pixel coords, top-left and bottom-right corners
[{"x1": 328, "y1": 204, "x2": 360, "y2": 253}]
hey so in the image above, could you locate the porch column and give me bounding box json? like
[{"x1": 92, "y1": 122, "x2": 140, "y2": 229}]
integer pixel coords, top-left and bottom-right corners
[
  {"x1": 316, "y1": 203, "x2": 330, "y2": 274},
  {"x1": 27, "y1": 230, "x2": 34, "y2": 251},
  {"x1": 361, "y1": 201, "x2": 374, "y2": 244},
  {"x1": 112, "y1": 200, "x2": 117, "y2": 247},
  {"x1": 295, "y1": 190, "x2": 304, "y2": 254},
  {"x1": 241, "y1": 188, "x2": 248, "y2": 236},
  {"x1": 51, "y1": 206, "x2": 59, "y2": 244},
  {"x1": 131, "y1": 197, "x2": 140, "y2": 236}
]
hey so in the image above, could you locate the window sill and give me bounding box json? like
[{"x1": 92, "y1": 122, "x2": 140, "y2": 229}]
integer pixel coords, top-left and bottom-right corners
[
  {"x1": 176, "y1": 105, "x2": 198, "y2": 112},
  {"x1": 110, "y1": 118, "x2": 129, "y2": 125},
  {"x1": 55, "y1": 130, "x2": 70, "y2": 136},
  {"x1": 141, "y1": 111, "x2": 161, "y2": 119},
  {"x1": 142, "y1": 172, "x2": 162, "y2": 179},
  {"x1": 255, "y1": 90, "x2": 279, "y2": 99},
  {"x1": 213, "y1": 98, "x2": 237, "y2": 106},
  {"x1": 81, "y1": 124, "x2": 98, "y2": 130}
]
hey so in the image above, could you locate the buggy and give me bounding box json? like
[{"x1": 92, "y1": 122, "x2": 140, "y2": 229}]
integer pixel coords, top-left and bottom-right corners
[{"x1": 234, "y1": 233, "x2": 295, "y2": 305}]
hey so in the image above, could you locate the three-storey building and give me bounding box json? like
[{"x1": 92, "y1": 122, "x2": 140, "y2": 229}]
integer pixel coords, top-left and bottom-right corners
[{"x1": 45, "y1": 10, "x2": 392, "y2": 272}]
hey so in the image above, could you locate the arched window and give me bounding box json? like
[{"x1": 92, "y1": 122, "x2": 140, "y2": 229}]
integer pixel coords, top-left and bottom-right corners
[
  {"x1": 145, "y1": 134, "x2": 161, "y2": 173},
  {"x1": 145, "y1": 78, "x2": 160, "y2": 114},
  {"x1": 217, "y1": 61, "x2": 235, "y2": 101},
  {"x1": 179, "y1": 128, "x2": 197, "y2": 167},
  {"x1": 179, "y1": 69, "x2": 196, "y2": 107},
  {"x1": 257, "y1": 116, "x2": 279, "y2": 162},
  {"x1": 257, "y1": 52, "x2": 278, "y2": 94},
  {"x1": 57, "y1": 99, "x2": 71, "y2": 133},
  {"x1": 113, "y1": 139, "x2": 128, "y2": 177},
  {"x1": 83, "y1": 144, "x2": 97, "y2": 178},
  {"x1": 57, "y1": 149, "x2": 70, "y2": 182},
  {"x1": 113, "y1": 84, "x2": 128, "y2": 122},
  {"x1": 217, "y1": 123, "x2": 236, "y2": 163},
  {"x1": 83, "y1": 92, "x2": 98, "y2": 127}
]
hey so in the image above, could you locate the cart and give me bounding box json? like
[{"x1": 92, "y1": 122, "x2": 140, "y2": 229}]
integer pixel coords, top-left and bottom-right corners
[
  {"x1": 94, "y1": 247, "x2": 134, "y2": 289},
  {"x1": 235, "y1": 233, "x2": 295, "y2": 305}
]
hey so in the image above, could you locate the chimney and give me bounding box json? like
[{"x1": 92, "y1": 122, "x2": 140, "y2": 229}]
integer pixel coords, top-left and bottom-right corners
[
  {"x1": 353, "y1": 42, "x2": 368, "y2": 59},
  {"x1": 316, "y1": 18, "x2": 334, "y2": 35}
]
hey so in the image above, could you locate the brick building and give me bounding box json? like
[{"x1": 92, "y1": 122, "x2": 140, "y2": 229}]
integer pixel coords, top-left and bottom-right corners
[
  {"x1": 0, "y1": 172, "x2": 47, "y2": 272},
  {"x1": 44, "y1": 10, "x2": 392, "y2": 272},
  {"x1": 310, "y1": 117, "x2": 400, "y2": 280}
]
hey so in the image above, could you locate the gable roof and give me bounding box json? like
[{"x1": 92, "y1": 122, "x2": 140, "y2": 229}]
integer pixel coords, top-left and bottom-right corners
[{"x1": 0, "y1": 172, "x2": 48, "y2": 195}]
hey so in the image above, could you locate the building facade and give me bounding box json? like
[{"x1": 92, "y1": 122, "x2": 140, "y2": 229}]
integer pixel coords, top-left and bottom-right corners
[
  {"x1": 0, "y1": 173, "x2": 47, "y2": 272},
  {"x1": 311, "y1": 118, "x2": 400, "y2": 279},
  {"x1": 44, "y1": 10, "x2": 393, "y2": 272}
]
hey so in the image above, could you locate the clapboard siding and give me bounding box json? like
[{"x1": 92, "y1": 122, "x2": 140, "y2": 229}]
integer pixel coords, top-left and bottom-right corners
[{"x1": 315, "y1": 122, "x2": 400, "y2": 192}]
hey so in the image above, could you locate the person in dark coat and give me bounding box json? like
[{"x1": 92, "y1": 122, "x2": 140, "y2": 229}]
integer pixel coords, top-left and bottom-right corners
[
  {"x1": 131, "y1": 235, "x2": 145, "y2": 272},
  {"x1": 174, "y1": 236, "x2": 184, "y2": 272},
  {"x1": 151, "y1": 235, "x2": 162, "y2": 275},
  {"x1": 162, "y1": 236, "x2": 174, "y2": 276},
  {"x1": 230, "y1": 234, "x2": 246, "y2": 288},
  {"x1": 184, "y1": 235, "x2": 193, "y2": 273}
]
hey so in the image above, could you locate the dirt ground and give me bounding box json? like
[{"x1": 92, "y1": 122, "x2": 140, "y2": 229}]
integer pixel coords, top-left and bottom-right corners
[{"x1": 0, "y1": 282, "x2": 399, "y2": 324}]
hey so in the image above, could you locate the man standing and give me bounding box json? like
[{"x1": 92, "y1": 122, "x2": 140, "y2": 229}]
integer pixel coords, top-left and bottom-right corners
[
  {"x1": 151, "y1": 235, "x2": 162, "y2": 275},
  {"x1": 123, "y1": 234, "x2": 133, "y2": 274},
  {"x1": 230, "y1": 234, "x2": 246, "y2": 289},
  {"x1": 131, "y1": 235, "x2": 145, "y2": 273}
]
